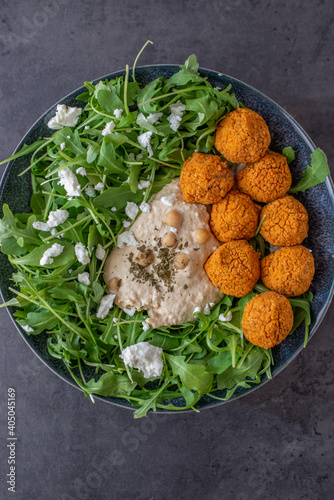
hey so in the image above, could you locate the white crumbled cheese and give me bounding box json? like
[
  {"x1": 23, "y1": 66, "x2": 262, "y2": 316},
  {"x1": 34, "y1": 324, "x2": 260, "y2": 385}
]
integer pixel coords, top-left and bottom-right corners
[
  {"x1": 47, "y1": 209, "x2": 69, "y2": 228},
  {"x1": 114, "y1": 108, "x2": 123, "y2": 119},
  {"x1": 113, "y1": 318, "x2": 118, "y2": 323},
  {"x1": 50, "y1": 228, "x2": 57, "y2": 235},
  {"x1": 40, "y1": 243, "x2": 64, "y2": 266},
  {"x1": 75, "y1": 242, "x2": 90, "y2": 265},
  {"x1": 47, "y1": 104, "x2": 82, "y2": 129},
  {"x1": 117, "y1": 231, "x2": 138, "y2": 248},
  {"x1": 60, "y1": 142, "x2": 66, "y2": 151},
  {"x1": 94, "y1": 182, "x2": 104, "y2": 191},
  {"x1": 219, "y1": 311, "x2": 233, "y2": 322},
  {"x1": 68, "y1": 269, "x2": 73, "y2": 274},
  {"x1": 137, "y1": 131, "x2": 153, "y2": 157},
  {"x1": 120, "y1": 342, "x2": 163, "y2": 378},
  {"x1": 111, "y1": 207, "x2": 117, "y2": 212},
  {"x1": 102, "y1": 120, "x2": 116, "y2": 136},
  {"x1": 85, "y1": 185, "x2": 96, "y2": 198},
  {"x1": 161, "y1": 194, "x2": 176, "y2": 206},
  {"x1": 66, "y1": 135, "x2": 71, "y2": 139},
  {"x1": 76, "y1": 167, "x2": 87, "y2": 176},
  {"x1": 122, "y1": 220, "x2": 131, "y2": 228},
  {"x1": 96, "y1": 244, "x2": 106, "y2": 261},
  {"x1": 125, "y1": 201, "x2": 139, "y2": 220},
  {"x1": 84, "y1": 125, "x2": 90, "y2": 129},
  {"x1": 96, "y1": 293, "x2": 116, "y2": 319},
  {"x1": 139, "y1": 201, "x2": 151, "y2": 213},
  {"x1": 167, "y1": 100, "x2": 186, "y2": 132},
  {"x1": 78, "y1": 272, "x2": 91, "y2": 285},
  {"x1": 203, "y1": 303, "x2": 211, "y2": 315},
  {"x1": 123, "y1": 307, "x2": 136, "y2": 317},
  {"x1": 58, "y1": 169, "x2": 81, "y2": 197},
  {"x1": 137, "y1": 112, "x2": 163, "y2": 125},
  {"x1": 21, "y1": 324, "x2": 34, "y2": 333},
  {"x1": 142, "y1": 321, "x2": 150, "y2": 331},
  {"x1": 193, "y1": 306, "x2": 201, "y2": 314},
  {"x1": 33, "y1": 221, "x2": 50, "y2": 231},
  {"x1": 138, "y1": 180, "x2": 151, "y2": 190},
  {"x1": 170, "y1": 227, "x2": 177, "y2": 234}
]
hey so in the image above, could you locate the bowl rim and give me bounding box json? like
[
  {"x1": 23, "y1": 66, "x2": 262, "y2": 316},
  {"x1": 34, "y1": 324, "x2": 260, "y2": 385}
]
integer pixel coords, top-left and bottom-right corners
[{"x1": 1, "y1": 63, "x2": 334, "y2": 414}]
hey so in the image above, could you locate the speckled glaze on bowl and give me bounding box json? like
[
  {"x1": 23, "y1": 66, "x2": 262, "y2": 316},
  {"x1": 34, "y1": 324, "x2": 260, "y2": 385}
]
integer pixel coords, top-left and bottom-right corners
[{"x1": 1, "y1": 65, "x2": 334, "y2": 413}]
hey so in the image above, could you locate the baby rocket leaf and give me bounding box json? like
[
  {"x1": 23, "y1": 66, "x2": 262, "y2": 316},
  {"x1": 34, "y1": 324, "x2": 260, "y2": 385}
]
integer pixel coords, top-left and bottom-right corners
[{"x1": 289, "y1": 148, "x2": 330, "y2": 193}]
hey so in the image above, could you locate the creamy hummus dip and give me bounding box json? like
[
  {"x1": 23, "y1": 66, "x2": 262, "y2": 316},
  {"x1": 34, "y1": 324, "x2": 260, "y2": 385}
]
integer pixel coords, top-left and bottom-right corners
[{"x1": 104, "y1": 179, "x2": 222, "y2": 328}]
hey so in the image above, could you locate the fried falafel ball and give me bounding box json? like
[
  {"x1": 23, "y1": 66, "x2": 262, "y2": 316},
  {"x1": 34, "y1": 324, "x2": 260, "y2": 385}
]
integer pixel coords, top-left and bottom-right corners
[
  {"x1": 261, "y1": 245, "x2": 315, "y2": 297},
  {"x1": 236, "y1": 151, "x2": 292, "y2": 203},
  {"x1": 180, "y1": 152, "x2": 234, "y2": 204},
  {"x1": 260, "y1": 196, "x2": 309, "y2": 246},
  {"x1": 210, "y1": 189, "x2": 261, "y2": 242},
  {"x1": 214, "y1": 108, "x2": 271, "y2": 163},
  {"x1": 242, "y1": 291, "x2": 294, "y2": 349},
  {"x1": 204, "y1": 240, "x2": 260, "y2": 297}
]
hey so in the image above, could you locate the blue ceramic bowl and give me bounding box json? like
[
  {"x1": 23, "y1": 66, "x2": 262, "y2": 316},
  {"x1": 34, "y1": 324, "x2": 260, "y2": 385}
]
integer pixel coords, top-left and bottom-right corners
[{"x1": 1, "y1": 65, "x2": 334, "y2": 412}]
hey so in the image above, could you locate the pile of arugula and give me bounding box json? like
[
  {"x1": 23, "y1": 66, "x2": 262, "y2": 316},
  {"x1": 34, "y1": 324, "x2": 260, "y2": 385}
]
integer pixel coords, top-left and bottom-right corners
[{"x1": 0, "y1": 45, "x2": 330, "y2": 417}]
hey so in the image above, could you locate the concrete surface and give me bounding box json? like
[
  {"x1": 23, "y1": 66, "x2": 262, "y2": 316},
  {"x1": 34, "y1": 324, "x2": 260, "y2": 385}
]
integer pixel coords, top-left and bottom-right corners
[{"x1": 0, "y1": 1, "x2": 333, "y2": 499}]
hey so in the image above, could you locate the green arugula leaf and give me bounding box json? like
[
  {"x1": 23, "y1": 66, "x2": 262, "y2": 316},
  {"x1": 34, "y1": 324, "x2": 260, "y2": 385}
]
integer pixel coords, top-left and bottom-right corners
[
  {"x1": 86, "y1": 372, "x2": 136, "y2": 397},
  {"x1": 289, "y1": 148, "x2": 330, "y2": 193},
  {"x1": 217, "y1": 347, "x2": 264, "y2": 390},
  {"x1": 94, "y1": 184, "x2": 142, "y2": 210},
  {"x1": 0, "y1": 205, "x2": 39, "y2": 248},
  {"x1": 53, "y1": 127, "x2": 86, "y2": 155},
  {"x1": 282, "y1": 146, "x2": 295, "y2": 164},
  {"x1": 10, "y1": 241, "x2": 75, "y2": 268},
  {"x1": 166, "y1": 354, "x2": 213, "y2": 394}
]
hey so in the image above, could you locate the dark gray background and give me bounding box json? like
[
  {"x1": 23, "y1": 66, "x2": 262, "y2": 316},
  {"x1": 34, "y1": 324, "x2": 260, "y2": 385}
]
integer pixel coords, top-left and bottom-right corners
[{"x1": 0, "y1": 1, "x2": 333, "y2": 499}]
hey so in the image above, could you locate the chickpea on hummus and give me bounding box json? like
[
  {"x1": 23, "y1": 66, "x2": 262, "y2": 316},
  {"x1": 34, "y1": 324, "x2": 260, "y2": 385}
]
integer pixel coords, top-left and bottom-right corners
[{"x1": 104, "y1": 180, "x2": 222, "y2": 328}]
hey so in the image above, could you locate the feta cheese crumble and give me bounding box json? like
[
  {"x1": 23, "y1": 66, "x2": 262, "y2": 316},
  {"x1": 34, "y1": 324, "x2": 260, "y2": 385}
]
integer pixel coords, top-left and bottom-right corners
[
  {"x1": 94, "y1": 182, "x2": 104, "y2": 191},
  {"x1": 142, "y1": 321, "x2": 150, "y2": 331},
  {"x1": 120, "y1": 342, "x2": 163, "y2": 378},
  {"x1": 122, "y1": 220, "x2": 131, "y2": 228},
  {"x1": 125, "y1": 202, "x2": 139, "y2": 220},
  {"x1": 219, "y1": 311, "x2": 233, "y2": 322},
  {"x1": 122, "y1": 307, "x2": 136, "y2": 317},
  {"x1": 78, "y1": 272, "x2": 91, "y2": 286},
  {"x1": 40, "y1": 243, "x2": 64, "y2": 266},
  {"x1": 117, "y1": 231, "x2": 138, "y2": 248},
  {"x1": 58, "y1": 169, "x2": 81, "y2": 197},
  {"x1": 111, "y1": 207, "x2": 117, "y2": 212},
  {"x1": 96, "y1": 294, "x2": 116, "y2": 319},
  {"x1": 96, "y1": 244, "x2": 106, "y2": 261},
  {"x1": 137, "y1": 131, "x2": 153, "y2": 157},
  {"x1": 84, "y1": 125, "x2": 90, "y2": 129},
  {"x1": 138, "y1": 179, "x2": 150, "y2": 190},
  {"x1": 47, "y1": 209, "x2": 69, "y2": 228},
  {"x1": 102, "y1": 120, "x2": 116, "y2": 136},
  {"x1": 21, "y1": 325, "x2": 34, "y2": 333},
  {"x1": 85, "y1": 185, "x2": 96, "y2": 198},
  {"x1": 167, "y1": 100, "x2": 186, "y2": 132},
  {"x1": 60, "y1": 142, "x2": 66, "y2": 151},
  {"x1": 47, "y1": 104, "x2": 82, "y2": 130},
  {"x1": 76, "y1": 167, "x2": 87, "y2": 176},
  {"x1": 139, "y1": 201, "x2": 151, "y2": 213},
  {"x1": 193, "y1": 306, "x2": 201, "y2": 314},
  {"x1": 136, "y1": 112, "x2": 163, "y2": 125},
  {"x1": 161, "y1": 194, "x2": 176, "y2": 206},
  {"x1": 75, "y1": 242, "x2": 90, "y2": 265},
  {"x1": 114, "y1": 108, "x2": 123, "y2": 119}
]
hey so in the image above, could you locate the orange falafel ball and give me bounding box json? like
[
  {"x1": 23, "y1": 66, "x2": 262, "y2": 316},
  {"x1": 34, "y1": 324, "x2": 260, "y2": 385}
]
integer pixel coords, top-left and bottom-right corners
[
  {"x1": 261, "y1": 245, "x2": 315, "y2": 297},
  {"x1": 236, "y1": 151, "x2": 292, "y2": 203},
  {"x1": 242, "y1": 291, "x2": 294, "y2": 349},
  {"x1": 180, "y1": 152, "x2": 234, "y2": 204},
  {"x1": 214, "y1": 108, "x2": 271, "y2": 163},
  {"x1": 210, "y1": 189, "x2": 261, "y2": 242},
  {"x1": 259, "y1": 196, "x2": 309, "y2": 246},
  {"x1": 204, "y1": 240, "x2": 260, "y2": 297}
]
